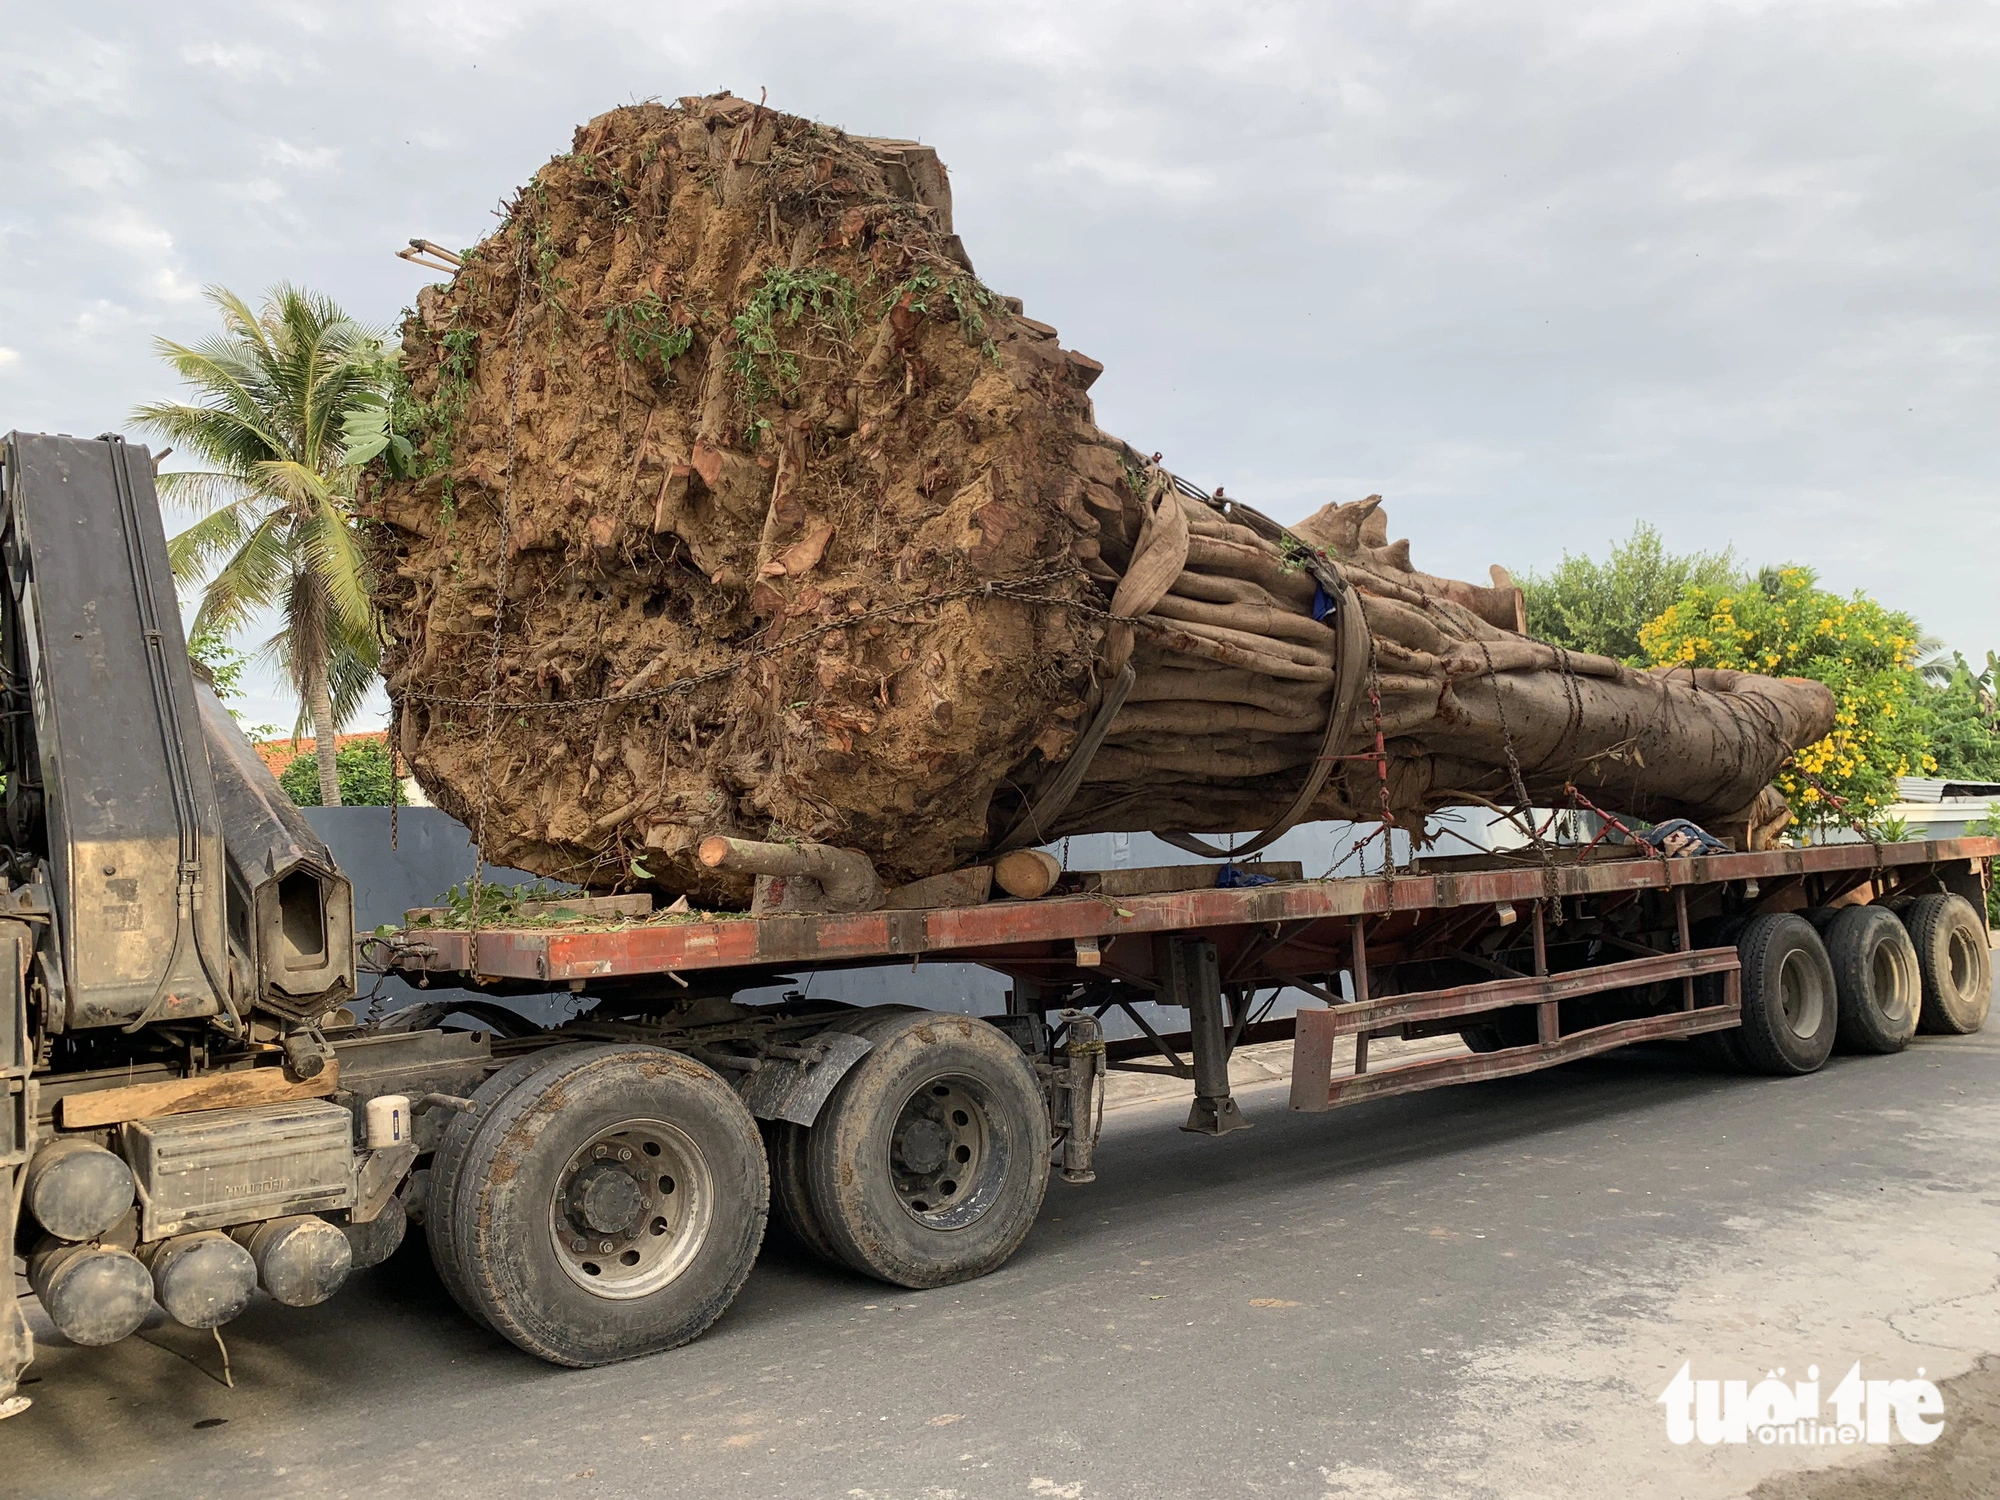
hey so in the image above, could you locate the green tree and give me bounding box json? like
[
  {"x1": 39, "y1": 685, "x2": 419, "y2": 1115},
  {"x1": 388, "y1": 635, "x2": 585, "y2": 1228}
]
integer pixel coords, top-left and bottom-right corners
[
  {"x1": 1639, "y1": 566, "x2": 1935, "y2": 829},
  {"x1": 136, "y1": 285, "x2": 391, "y2": 805},
  {"x1": 186, "y1": 624, "x2": 249, "y2": 702},
  {"x1": 1919, "y1": 652, "x2": 2000, "y2": 782},
  {"x1": 279, "y1": 736, "x2": 397, "y2": 807},
  {"x1": 1517, "y1": 522, "x2": 1743, "y2": 664}
]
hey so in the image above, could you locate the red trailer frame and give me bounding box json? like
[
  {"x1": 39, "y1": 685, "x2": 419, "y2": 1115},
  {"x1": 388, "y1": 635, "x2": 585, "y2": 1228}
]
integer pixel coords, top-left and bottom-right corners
[{"x1": 391, "y1": 837, "x2": 1995, "y2": 1118}]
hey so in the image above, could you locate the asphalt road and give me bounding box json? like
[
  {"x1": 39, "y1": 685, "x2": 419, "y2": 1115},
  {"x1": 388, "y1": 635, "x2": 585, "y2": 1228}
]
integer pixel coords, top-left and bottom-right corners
[{"x1": 7, "y1": 1019, "x2": 1999, "y2": 1500}]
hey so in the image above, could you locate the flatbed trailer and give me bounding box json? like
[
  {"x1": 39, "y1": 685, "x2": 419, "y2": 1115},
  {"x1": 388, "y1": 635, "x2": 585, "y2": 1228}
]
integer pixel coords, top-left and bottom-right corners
[
  {"x1": 392, "y1": 835, "x2": 1995, "y2": 1117},
  {"x1": 327, "y1": 833, "x2": 1995, "y2": 1367}
]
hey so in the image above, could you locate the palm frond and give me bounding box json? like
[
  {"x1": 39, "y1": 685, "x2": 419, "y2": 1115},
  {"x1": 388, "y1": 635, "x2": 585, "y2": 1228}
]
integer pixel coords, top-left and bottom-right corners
[
  {"x1": 188, "y1": 512, "x2": 293, "y2": 637},
  {"x1": 165, "y1": 499, "x2": 267, "y2": 584},
  {"x1": 153, "y1": 468, "x2": 254, "y2": 518},
  {"x1": 299, "y1": 498, "x2": 376, "y2": 636}
]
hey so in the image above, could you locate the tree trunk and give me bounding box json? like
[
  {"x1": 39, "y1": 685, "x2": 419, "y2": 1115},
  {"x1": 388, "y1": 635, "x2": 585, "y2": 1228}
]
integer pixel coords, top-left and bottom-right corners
[{"x1": 305, "y1": 658, "x2": 341, "y2": 807}]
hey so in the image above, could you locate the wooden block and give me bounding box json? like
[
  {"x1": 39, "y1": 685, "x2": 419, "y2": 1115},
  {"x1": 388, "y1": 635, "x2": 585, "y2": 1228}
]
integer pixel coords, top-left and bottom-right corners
[
  {"x1": 516, "y1": 893, "x2": 654, "y2": 921},
  {"x1": 883, "y1": 867, "x2": 994, "y2": 910},
  {"x1": 1075, "y1": 861, "x2": 1304, "y2": 898},
  {"x1": 60, "y1": 1061, "x2": 340, "y2": 1129},
  {"x1": 994, "y1": 849, "x2": 1063, "y2": 899}
]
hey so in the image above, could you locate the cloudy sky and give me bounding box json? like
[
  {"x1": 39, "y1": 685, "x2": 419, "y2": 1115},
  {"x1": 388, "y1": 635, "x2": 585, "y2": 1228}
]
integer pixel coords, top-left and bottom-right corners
[{"x1": 2, "y1": 0, "x2": 1993, "y2": 731}]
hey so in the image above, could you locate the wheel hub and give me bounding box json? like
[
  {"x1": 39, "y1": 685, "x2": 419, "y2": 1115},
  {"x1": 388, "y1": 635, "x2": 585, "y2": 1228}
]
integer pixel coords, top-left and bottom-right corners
[
  {"x1": 548, "y1": 1118, "x2": 715, "y2": 1299},
  {"x1": 893, "y1": 1117, "x2": 952, "y2": 1175},
  {"x1": 887, "y1": 1075, "x2": 1009, "y2": 1232},
  {"x1": 570, "y1": 1164, "x2": 645, "y2": 1237}
]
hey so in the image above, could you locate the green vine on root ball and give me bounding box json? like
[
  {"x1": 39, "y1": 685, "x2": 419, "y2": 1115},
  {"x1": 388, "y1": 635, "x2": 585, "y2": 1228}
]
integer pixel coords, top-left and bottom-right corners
[
  {"x1": 730, "y1": 267, "x2": 858, "y2": 407},
  {"x1": 889, "y1": 264, "x2": 1006, "y2": 357},
  {"x1": 604, "y1": 292, "x2": 695, "y2": 374}
]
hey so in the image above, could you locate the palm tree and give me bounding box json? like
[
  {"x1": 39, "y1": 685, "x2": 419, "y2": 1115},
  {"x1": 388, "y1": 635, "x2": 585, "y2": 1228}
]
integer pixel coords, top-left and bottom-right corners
[{"x1": 135, "y1": 284, "x2": 391, "y2": 805}]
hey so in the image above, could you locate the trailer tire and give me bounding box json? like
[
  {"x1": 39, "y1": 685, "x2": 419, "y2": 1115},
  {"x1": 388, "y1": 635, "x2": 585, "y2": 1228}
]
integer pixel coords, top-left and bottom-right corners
[
  {"x1": 1824, "y1": 906, "x2": 1921, "y2": 1054},
  {"x1": 427, "y1": 1043, "x2": 592, "y2": 1329},
  {"x1": 1905, "y1": 894, "x2": 1992, "y2": 1035},
  {"x1": 762, "y1": 1119, "x2": 843, "y2": 1266},
  {"x1": 1689, "y1": 916, "x2": 1753, "y2": 1071},
  {"x1": 1733, "y1": 914, "x2": 1838, "y2": 1076},
  {"x1": 804, "y1": 1010, "x2": 1049, "y2": 1290},
  {"x1": 448, "y1": 1045, "x2": 767, "y2": 1366},
  {"x1": 1460, "y1": 1007, "x2": 1537, "y2": 1054}
]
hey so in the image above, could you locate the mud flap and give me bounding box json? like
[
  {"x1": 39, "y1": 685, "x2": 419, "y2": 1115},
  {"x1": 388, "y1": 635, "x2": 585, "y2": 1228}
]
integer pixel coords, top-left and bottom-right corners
[{"x1": 736, "y1": 1031, "x2": 875, "y2": 1126}]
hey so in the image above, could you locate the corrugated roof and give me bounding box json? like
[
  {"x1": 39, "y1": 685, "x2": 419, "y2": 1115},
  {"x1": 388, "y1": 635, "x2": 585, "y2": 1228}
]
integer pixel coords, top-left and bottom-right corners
[{"x1": 1896, "y1": 776, "x2": 2000, "y2": 803}]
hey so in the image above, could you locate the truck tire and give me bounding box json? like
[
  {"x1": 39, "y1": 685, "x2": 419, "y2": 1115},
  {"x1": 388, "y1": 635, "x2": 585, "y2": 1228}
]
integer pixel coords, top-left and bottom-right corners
[
  {"x1": 1823, "y1": 906, "x2": 1921, "y2": 1054},
  {"x1": 427, "y1": 1044, "x2": 592, "y2": 1330},
  {"x1": 447, "y1": 1044, "x2": 767, "y2": 1366},
  {"x1": 763, "y1": 1006, "x2": 918, "y2": 1267},
  {"x1": 1732, "y1": 914, "x2": 1838, "y2": 1076},
  {"x1": 761, "y1": 1119, "x2": 843, "y2": 1266},
  {"x1": 804, "y1": 1010, "x2": 1050, "y2": 1289},
  {"x1": 1905, "y1": 894, "x2": 1992, "y2": 1035}
]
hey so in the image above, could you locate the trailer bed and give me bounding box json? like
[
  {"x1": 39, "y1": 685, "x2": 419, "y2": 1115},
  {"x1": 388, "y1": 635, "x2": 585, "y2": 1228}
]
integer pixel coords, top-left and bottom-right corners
[
  {"x1": 389, "y1": 836, "x2": 1994, "y2": 1118},
  {"x1": 395, "y1": 837, "x2": 1989, "y2": 984}
]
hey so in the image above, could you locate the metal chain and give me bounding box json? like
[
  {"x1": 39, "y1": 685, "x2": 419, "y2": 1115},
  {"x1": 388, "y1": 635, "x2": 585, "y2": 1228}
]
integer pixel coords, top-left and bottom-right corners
[
  {"x1": 398, "y1": 570, "x2": 1087, "y2": 715},
  {"x1": 464, "y1": 240, "x2": 533, "y2": 926},
  {"x1": 1473, "y1": 637, "x2": 1563, "y2": 924},
  {"x1": 1367, "y1": 659, "x2": 1396, "y2": 905}
]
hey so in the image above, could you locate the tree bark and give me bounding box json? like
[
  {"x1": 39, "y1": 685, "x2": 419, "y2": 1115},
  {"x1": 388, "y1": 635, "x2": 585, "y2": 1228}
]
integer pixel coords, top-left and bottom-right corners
[{"x1": 305, "y1": 657, "x2": 341, "y2": 807}]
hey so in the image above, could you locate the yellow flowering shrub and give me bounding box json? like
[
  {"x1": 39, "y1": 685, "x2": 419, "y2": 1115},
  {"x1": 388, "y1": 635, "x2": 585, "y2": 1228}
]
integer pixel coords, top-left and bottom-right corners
[{"x1": 1639, "y1": 567, "x2": 1934, "y2": 829}]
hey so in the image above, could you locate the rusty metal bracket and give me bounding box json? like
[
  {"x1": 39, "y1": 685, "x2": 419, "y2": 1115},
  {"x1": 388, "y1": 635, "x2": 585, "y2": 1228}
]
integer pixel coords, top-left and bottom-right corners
[
  {"x1": 352, "y1": 1140, "x2": 420, "y2": 1225},
  {"x1": 1290, "y1": 948, "x2": 1742, "y2": 1112}
]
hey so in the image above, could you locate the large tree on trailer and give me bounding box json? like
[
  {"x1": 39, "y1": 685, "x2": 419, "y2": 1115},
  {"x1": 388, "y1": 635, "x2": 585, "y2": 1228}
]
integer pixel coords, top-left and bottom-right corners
[{"x1": 364, "y1": 94, "x2": 1833, "y2": 906}]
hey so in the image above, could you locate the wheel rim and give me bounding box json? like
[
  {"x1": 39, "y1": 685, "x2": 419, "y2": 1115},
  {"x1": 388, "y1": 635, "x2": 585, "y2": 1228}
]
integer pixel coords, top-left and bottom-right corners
[
  {"x1": 1778, "y1": 950, "x2": 1825, "y2": 1040},
  {"x1": 549, "y1": 1117, "x2": 714, "y2": 1299},
  {"x1": 1947, "y1": 928, "x2": 1979, "y2": 999},
  {"x1": 1871, "y1": 938, "x2": 1914, "y2": 1025},
  {"x1": 888, "y1": 1074, "x2": 1011, "y2": 1232}
]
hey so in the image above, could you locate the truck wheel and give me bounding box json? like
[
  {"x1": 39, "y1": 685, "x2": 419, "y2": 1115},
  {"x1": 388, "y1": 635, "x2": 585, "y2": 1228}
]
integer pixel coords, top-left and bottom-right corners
[
  {"x1": 1824, "y1": 906, "x2": 1920, "y2": 1054},
  {"x1": 761, "y1": 1119, "x2": 843, "y2": 1266},
  {"x1": 1460, "y1": 1006, "x2": 1537, "y2": 1053},
  {"x1": 804, "y1": 1010, "x2": 1050, "y2": 1289},
  {"x1": 1733, "y1": 914, "x2": 1838, "y2": 1076},
  {"x1": 427, "y1": 1044, "x2": 591, "y2": 1330},
  {"x1": 447, "y1": 1045, "x2": 767, "y2": 1366},
  {"x1": 1904, "y1": 894, "x2": 1991, "y2": 1034}
]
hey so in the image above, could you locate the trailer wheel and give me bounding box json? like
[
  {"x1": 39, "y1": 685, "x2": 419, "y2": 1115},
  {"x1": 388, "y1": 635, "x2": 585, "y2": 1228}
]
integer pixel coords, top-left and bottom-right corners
[
  {"x1": 804, "y1": 1010, "x2": 1049, "y2": 1289},
  {"x1": 1823, "y1": 906, "x2": 1920, "y2": 1054},
  {"x1": 762, "y1": 1119, "x2": 843, "y2": 1266},
  {"x1": 1460, "y1": 1007, "x2": 1537, "y2": 1053},
  {"x1": 1905, "y1": 894, "x2": 1992, "y2": 1035},
  {"x1": 446, "y1": 1044, "x2": 767, "y2": 1366},
  {"x1": 1733, "y1": 914, "x2": 1838, "y2": 1075},
  {"x1": 427, "y1": 1043, "x2": 592, "y2": 1329}
]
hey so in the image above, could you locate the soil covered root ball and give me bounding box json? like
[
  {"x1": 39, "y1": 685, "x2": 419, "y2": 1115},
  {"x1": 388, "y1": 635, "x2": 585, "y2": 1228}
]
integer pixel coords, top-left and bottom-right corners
[{"x1": 365, "y1": 93, "x2": 1834, "y2": 907}]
